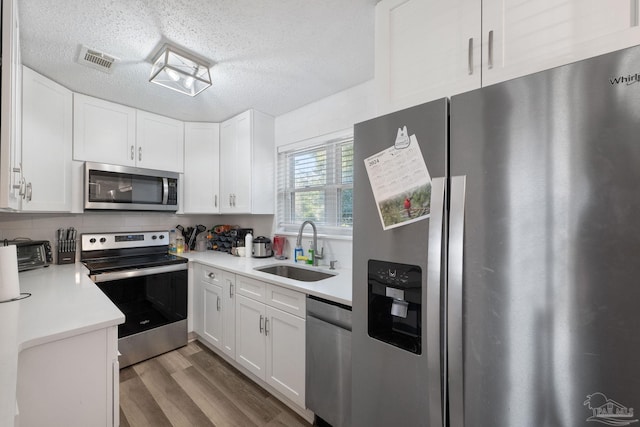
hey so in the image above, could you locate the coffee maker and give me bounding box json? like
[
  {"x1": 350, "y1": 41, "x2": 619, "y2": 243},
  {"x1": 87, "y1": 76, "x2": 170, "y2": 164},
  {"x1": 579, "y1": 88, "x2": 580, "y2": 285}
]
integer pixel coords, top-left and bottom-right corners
[{"x1": 230, "y1": 228, "x2": 253, "y2": 250}]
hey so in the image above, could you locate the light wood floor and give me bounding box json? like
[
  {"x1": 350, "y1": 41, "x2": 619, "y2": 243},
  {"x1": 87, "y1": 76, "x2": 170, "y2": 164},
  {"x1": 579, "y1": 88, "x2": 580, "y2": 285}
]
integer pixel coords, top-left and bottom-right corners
[{"x1": 119, "y1": 340, "x2": 313, "y2": 427}]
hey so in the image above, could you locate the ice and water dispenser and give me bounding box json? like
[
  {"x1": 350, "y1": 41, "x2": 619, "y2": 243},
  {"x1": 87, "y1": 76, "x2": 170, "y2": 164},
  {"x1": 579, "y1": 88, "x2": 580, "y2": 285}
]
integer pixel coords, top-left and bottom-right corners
[{"x1": 367, "y1": 259, "x2": 422, "y2": 354}]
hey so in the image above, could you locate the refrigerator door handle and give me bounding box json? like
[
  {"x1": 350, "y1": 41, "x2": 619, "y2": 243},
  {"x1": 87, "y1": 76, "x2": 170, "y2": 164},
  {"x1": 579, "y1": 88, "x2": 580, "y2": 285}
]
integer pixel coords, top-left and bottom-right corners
[
  {"x1": 427, "y1": 176, "x2": 446, "y2": 427},
  {"x1": 448, "y1": 175, "x2": 466, "y2": 427}
]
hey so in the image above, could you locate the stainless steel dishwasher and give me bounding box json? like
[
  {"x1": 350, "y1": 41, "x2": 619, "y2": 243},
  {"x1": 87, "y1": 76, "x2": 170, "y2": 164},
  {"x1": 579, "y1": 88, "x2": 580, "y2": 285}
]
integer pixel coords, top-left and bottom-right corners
[{"x1": 306, "y1": 295, "x2": 352, "y2": 427}]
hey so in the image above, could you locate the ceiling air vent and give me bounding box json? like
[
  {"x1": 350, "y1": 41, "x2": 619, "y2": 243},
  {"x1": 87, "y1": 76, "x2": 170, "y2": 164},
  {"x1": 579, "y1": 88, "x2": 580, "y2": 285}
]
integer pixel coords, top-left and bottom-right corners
[{"x1": 77, "y1": 45, "x2": 118, "y2": 73}]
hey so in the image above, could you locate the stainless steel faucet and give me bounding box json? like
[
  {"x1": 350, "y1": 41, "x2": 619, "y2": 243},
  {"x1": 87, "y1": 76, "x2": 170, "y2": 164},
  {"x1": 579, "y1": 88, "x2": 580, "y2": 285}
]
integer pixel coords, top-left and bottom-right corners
[{"x1": 296, "y1": 220, "x2": 324, "y2": 266}]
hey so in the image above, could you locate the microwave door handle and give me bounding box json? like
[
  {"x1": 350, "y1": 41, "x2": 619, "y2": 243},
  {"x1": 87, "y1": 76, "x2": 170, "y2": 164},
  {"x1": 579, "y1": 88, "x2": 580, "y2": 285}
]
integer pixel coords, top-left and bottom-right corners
[{"x1": 162, "y1": 178, "x2": 169, "y2": 205}]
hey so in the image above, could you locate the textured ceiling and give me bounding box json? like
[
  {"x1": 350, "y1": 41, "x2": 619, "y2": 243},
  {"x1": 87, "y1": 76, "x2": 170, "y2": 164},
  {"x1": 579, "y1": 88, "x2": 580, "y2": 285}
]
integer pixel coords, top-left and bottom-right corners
[{"x1": 18, "y1": 0, "x2": 377, "y2": 122}]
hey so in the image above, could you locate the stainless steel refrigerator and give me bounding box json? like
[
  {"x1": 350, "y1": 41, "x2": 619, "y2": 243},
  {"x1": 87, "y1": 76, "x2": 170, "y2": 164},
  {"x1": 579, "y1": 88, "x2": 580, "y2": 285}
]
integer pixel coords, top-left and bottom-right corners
[{"x1": 353, "y1": 46, "x2": 640, "y2": 427}]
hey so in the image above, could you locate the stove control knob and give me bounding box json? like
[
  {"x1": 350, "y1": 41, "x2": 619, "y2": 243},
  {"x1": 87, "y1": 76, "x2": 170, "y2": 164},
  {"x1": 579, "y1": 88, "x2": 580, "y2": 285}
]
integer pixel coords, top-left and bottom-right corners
[
  {"x1": 100, "y1": 237, "x2": 107, "y2": 243},
  {"x1": 158, "y1": 235, "x2": 164, "y2": 239},
  {"x1": 89, "y1": 238, "x2": 96, "y2": 244},
  {"x1": 152, "y1": 235, "x2": 157, "y2": 240}
]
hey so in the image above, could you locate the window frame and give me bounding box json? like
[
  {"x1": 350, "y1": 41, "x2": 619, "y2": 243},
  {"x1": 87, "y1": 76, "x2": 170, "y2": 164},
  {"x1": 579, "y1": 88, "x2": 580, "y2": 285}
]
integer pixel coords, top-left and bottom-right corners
[{"x1": 276, "y1": 130, "x2": 354, "y2": 237}]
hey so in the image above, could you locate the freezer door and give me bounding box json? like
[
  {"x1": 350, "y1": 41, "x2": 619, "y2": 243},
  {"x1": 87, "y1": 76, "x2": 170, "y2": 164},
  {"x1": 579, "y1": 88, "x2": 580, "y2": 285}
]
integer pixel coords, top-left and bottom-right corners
[
  {"x1": 352, "y1": 98, "x2": 447, "y2": 427},
  {"x1": 449, "y1": 46, "x2": 640, "y2": 427}
]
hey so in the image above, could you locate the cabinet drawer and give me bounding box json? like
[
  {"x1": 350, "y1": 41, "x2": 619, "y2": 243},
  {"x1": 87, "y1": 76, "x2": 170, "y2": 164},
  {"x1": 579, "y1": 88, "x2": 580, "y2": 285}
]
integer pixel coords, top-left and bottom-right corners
[
  {"x1": 266, "y1": 284, "x2": 305, "y2": 318},
  {"x1": 236, "y1": 275, "x2": 267, "y2": 302},
  {"x1": 201, "y1": 266, "x2": 223, "y2": 286}
]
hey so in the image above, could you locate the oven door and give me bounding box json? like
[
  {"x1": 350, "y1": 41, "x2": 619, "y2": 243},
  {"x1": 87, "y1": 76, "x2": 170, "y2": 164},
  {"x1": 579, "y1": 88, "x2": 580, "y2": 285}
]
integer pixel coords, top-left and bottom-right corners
[{"x1": 93, "y1": 264, "x2": 187, "y2": 338}]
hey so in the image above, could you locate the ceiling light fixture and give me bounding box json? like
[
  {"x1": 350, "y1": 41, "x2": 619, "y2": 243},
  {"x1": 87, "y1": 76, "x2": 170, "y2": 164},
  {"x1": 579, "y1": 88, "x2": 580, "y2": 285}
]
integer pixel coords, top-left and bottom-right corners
[{"x1": 149, "y1": 45, "x2": 212, "y2": 96}]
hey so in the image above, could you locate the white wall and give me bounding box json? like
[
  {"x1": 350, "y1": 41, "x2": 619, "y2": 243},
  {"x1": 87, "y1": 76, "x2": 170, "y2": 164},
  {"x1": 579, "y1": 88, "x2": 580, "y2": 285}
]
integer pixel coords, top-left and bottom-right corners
[
  {"x1": 273, "y1": 79, "x2": 377, "y2": 268},
  {"x1": 275, "y1": 79, "x2": 376, "y2": 147}
]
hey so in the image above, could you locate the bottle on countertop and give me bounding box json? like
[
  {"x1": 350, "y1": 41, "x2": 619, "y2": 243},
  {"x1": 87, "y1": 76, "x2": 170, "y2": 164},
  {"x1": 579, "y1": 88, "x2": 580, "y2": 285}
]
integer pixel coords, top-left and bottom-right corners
[
  {"x1": 245, "y1": 232, "x2": 253, "y2": 258},
  {"x1": 294, "y1": 246, "x2": 304, "y2": 263},
  {"x1": 307, "y1": 243, "x2": 314, "y2": 265},
  {"x1": 169, "y1": 229, "x2": 177, "y2": 254}
]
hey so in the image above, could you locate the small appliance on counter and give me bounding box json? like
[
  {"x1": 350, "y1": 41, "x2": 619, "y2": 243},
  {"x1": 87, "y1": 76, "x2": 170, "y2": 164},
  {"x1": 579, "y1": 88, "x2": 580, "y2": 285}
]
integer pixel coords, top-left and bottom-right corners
[
  {"x1": 252, "y1": 236, "x2": 273, "y2": 258},
  {"x1": 1, "y1": 239, "x2": 53, "y2": 271}
]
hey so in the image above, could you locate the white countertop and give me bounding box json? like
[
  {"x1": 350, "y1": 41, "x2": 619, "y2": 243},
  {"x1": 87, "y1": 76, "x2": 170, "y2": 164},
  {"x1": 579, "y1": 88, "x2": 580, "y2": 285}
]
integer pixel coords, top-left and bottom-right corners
[
  {"x1": 0, "y1": 251, "x2": 351, "y2": 426},
  {"x1": 182, "y1": 251, "x2": 352, "y2": 306},
  {"x1": 0, "y1": 263, "x2": 124, "y2": 427}
]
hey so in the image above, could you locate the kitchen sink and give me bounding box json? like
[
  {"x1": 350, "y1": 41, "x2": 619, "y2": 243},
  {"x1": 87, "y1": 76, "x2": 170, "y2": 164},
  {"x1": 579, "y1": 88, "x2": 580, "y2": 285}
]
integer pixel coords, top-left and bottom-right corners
[{"x1": 255, "y1": 264, "x2": 336, "y2": 282}]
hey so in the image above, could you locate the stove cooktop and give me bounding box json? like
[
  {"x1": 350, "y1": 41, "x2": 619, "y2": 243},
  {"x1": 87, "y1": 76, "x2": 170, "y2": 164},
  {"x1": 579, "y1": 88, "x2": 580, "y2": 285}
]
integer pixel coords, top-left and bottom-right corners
[{"x1": 83, "y1": 253, "x2": 187, "y2": 274}]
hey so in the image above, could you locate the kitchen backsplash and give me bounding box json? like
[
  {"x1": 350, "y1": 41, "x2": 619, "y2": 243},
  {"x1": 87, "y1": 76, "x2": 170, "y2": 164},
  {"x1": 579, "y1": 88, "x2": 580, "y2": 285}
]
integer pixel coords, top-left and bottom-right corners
[{"x1": 0, "y1": 212, "x2": 352, "y2": 267}]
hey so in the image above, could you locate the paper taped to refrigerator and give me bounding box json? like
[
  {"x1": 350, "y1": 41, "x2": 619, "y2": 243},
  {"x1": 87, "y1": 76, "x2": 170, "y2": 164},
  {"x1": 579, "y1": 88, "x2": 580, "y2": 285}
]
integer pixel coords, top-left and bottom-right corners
[{"x1": 363, "y1": 134, "x2": 432, "y2": 230}]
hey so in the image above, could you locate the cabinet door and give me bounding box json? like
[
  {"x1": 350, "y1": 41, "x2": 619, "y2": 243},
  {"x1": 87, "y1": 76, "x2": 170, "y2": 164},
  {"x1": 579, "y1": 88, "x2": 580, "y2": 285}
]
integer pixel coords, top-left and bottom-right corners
[
  {"x1": 136, "y1": 110, "x2": 184, "y2": 172},
  {"x1": 375, "y1": 0, "x2": 481, "y2": 114},
  {"x1": 183, "y1": 122, "x2": 220, "y2": 213},
  {"x1": 222, "y1": 272, "x2": 236, "y2": 358},
  {"x1": 219, "y1": 118, "x2": 236, "y2": 211},
  {"x1": 482, "y1": 0, "x2": 640, "y2": 86},
  {"x1": 235, "y1": 294, "x2": 266, "y2": 380},
  {"x1": 17, "y1": 327, "x2": 118, "y2": 427},
  {"x1": 203, "y1": 281, "x2": 224, "y2": 350},
  {"x1": 232, "y1": 111, "x2": 252, "y2": 212},
  {"x1": 21, "y1": 67, "x2": 73, "y2": 212},
  {"x1": 0, "y1": 0, "x2": 22, "y2": 210},
  {"x1": 219, "y1": 111, "x2": 252, "y2": 213},
  {"x1": 265, "y1": 306, "x2": 306, "y2": 408},
  {"x1": 73, "y1": 93, "x2": 136, "y2": 166}
]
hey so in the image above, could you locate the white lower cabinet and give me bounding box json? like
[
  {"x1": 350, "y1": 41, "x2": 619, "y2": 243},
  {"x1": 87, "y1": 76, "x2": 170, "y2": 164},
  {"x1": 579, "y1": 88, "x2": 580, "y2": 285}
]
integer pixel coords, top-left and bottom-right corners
[
  {"x1": 235, "y1": 294, "x2": 267, "y2": 378},
  {"x1": 265, "y1": 305, "x2": 305, "y2": 408},
  {"x1": 235, "y1": 279, "x2": 306, "y2": 408},
  {"x1": 195, "y1": 265, "x2": 236, "y2": 358},
  {"x1": 17, "y1": 326, "x2": 119, "y2": 427},
  {"x1": 193, "y1": 264, "x2": 306, "y2": 410}
]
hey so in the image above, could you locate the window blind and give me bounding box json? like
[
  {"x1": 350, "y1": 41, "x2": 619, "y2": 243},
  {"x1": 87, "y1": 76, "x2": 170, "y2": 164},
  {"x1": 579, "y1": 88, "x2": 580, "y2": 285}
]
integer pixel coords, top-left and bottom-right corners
[{"x1": 276, "y1": 136, "x2": 354, "y2": 236}]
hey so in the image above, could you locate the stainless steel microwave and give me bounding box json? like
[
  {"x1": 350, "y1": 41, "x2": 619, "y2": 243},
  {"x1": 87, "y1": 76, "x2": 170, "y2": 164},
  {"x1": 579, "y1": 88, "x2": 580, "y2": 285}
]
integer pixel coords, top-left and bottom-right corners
[{"x1": 84, "y1": 162, "x2": 179, "y2": 211}]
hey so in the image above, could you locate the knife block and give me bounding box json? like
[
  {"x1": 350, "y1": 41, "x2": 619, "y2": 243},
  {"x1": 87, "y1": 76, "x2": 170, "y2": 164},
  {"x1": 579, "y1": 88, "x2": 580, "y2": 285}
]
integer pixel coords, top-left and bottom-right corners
[{"x1": 57, "y1": 240, "x2": 76, "y2": 264}]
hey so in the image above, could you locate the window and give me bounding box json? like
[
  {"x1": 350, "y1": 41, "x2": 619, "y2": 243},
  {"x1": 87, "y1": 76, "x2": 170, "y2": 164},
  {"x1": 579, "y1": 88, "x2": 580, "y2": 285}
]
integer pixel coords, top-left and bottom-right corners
[{"x1": 277, "y1": 135, "x2": 354, "y2": 236}]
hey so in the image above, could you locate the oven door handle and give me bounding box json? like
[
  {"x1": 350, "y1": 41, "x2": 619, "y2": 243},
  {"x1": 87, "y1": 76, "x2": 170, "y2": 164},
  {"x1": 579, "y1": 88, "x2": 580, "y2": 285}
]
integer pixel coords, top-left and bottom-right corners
[{"x1": 90, "y1": 263, "x2": 187, "y2": 283}]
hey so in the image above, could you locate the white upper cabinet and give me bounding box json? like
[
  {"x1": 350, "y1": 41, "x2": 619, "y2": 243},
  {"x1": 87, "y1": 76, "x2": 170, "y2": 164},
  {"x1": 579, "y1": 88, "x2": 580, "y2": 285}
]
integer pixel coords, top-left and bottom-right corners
[
  {"x1": 136, "y1": 110, "x2": 184, "y2": 172},
  {"x1": 376, "y1": 0, "x2": 640, "y2": 112},
  {"x1": 482, "y1": 0, "x2": 640, "y2": 86},
  {"x1": 73, "y1": 93, "x2": 137, "y2": 167},
  {"x1": 219, "y1": 109, "x2": 274, "y2": 214},
  {"x1": 183, "y1": 122, "x2": 220, "y2": 213},
  {"x1": 74, "y1": 94, "x2": 184, "y2": 172},
  {"x1": 375, "y1": 0, "x2": 481, "y2": 113},
  {"x1": 0, "y1": 0, "x2": 22, "y2": 210},
  {"x1": 21, "y1": 67, "x2": 73, "y2": 212}
]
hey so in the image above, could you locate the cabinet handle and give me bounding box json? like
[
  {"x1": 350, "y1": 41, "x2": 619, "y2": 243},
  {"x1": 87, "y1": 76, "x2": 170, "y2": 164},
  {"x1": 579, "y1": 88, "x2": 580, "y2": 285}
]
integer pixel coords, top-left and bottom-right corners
[
  {"x1": 229, "y1": 194, "x2": 232, "y2": 207},
  {"x1": 259, "y1": 315, "x2": 264, "y2": 333},
  {"x1": 19, "y1": 177, "x2": 26, "y2": 197},
  {"x1": 632, "y1": 0, "x2": 639, "y2": 27},
  {"x1": 229, "y1": 283, "x2": 234, "y2": 297},
  {"x1": 265, "y1": 318, "x2": 269, "y2": 336},
  {"x1": 468, "y1": 37, "x2": 474, "y2": 75},
  {"x1": 217, "y1": 296, "x2": 221, "y2": 311},
  {"x1": 214, "y1": 194, "x2": 218, "y2": 208},
  {"x1": 488, "y1": 30, "x2": 494, "y2": 69},
  {"x1": 12, "y1": 167, "x2": 20, "y2": 173},
  {"x1": 26, "y1": 182, "x2": 32, "y2": 202},
  {"x1": 131, "y1": 145, "x2": 134, "y2": 160},
  {"x1": 233, "y1": 194, "x2": 236, "y2": 207},
  {"x1": 138, "y1": 147, "x2": 142, "y2": 162},
  {"x1": 208, "y1": 272, "x2": 216, "y2": 279}
]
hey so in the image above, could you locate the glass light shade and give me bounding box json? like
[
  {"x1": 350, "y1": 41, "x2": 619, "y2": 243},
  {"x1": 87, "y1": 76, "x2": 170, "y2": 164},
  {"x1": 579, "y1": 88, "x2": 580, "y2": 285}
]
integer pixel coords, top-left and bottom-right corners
[{"x1": 149, "y1": 46, "x2": 212, "y2": 96}]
